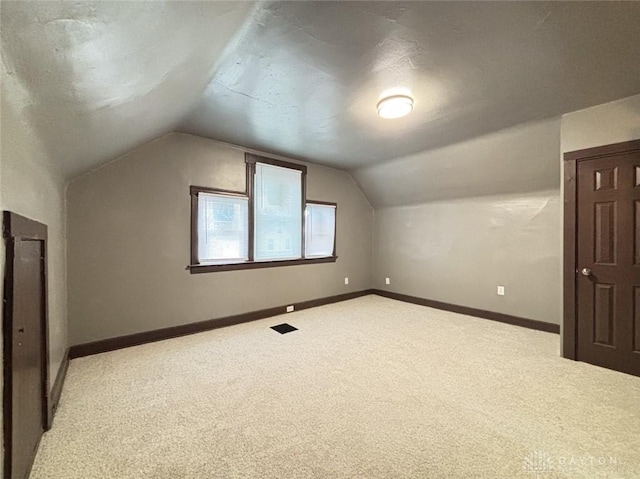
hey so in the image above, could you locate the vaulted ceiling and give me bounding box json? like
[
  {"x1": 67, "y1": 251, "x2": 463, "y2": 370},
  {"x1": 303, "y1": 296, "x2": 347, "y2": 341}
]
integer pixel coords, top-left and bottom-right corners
[
  {"x1": 2, "y1": 1, "x2": 640, "y2": 178},
  {"x1": 1, "y1": 1, "x2": 255, "y2": 177}
]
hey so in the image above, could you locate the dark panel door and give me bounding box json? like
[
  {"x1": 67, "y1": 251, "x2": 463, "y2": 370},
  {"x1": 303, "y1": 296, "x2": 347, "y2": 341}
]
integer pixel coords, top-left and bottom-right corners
[
  {"x1": 10, "y1": 239, "x2": 46, "y2": 479},
  {"x1": 577, "y1": 151, "x2": 640, "y2": 376}
]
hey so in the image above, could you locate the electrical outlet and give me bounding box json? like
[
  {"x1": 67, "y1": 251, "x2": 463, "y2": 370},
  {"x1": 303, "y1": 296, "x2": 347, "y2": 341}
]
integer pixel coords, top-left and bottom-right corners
[
  {"x1": 286, "y1": 305, "x2": 294, "y2": 312},
  {"x1": 385, "y1": 277, "x2": 391, "y2": 285},
  {"x1": 497, "y1": 286, "x2": 505, "y2": 296},
  {"x1": 344, "y1": 277, "x2": 349, "y2": 285}
]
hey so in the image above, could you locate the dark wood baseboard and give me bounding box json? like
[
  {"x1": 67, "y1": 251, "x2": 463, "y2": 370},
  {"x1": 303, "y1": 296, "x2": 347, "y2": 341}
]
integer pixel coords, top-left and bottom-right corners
[
  {"x1": 371, "y1": 289, "x2": 560, "y2": 334},
  {"x1": 69, "y1": 290, "x2": 374, "y2": 359},
  {"x1": 69, "y1": 288, "x2": 558, "y2": 360},
  {"x1": 47, "y1": 348, "x2": 69, "y2": 430}
]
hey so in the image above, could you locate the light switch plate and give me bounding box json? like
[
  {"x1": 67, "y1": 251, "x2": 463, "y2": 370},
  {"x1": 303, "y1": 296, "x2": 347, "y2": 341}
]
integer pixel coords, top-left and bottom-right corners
[
  {"x1": 497, "y1": 286, "x2": 505, "y2": 296},
  {"x1": 385, "y1": 277, "x2": 391, "y2": 285}
]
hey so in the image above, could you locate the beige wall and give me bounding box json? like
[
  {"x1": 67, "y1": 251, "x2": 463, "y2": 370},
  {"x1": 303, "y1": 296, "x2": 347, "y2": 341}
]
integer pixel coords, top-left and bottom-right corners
[
  {"x1": 373, "y1": 191, "x2": 562, "y2": 324},
  {"x1": 362, "y1": 119, "x2": 562, "y2": 325},
  {"x1": 367, "y1": 92, "x2": 640, "y2": 331},
  {"x1": 366, "y1": 94, "x2": 640, "y2": 327},
  {"x1": 67, "y1": 133, "x2": 373, "y2": 345},
  {"x1": 561, "y1": 94, "x2": 640, "y2": 154}
]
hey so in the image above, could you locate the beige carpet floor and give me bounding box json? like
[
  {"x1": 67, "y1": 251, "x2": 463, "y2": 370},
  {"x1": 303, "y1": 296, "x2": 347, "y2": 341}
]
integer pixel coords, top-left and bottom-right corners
[{"x1": 31, "y1": 295, "x2": 640, "y2": 479}]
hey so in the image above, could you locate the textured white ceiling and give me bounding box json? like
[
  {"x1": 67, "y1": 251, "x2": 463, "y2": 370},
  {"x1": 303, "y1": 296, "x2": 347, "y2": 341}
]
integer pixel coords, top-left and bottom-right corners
[
  {"x1": 2, "y1": 1, "x2": 640, "y2": 179},
  {"x1": 353, "y1": 117, "x2": 562, "y2": 208},
  {"x1": 1, "y1": 1, "x2": 256, "y2": 177},
  {"x1": 181, "y1": 1, "x2": 640, "y2": 169}
]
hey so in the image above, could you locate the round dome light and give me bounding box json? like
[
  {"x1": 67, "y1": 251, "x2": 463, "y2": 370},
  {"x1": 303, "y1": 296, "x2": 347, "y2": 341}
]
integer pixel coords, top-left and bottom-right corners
[{"x1": 377, "y1": 95, "x2": 414, "y2": 119}]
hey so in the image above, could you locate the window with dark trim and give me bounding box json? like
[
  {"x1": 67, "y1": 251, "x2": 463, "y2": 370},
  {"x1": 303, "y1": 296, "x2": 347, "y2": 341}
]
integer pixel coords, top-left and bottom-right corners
[{"x1": 189, "y1": 154, "x2": 337, "y2": 273}]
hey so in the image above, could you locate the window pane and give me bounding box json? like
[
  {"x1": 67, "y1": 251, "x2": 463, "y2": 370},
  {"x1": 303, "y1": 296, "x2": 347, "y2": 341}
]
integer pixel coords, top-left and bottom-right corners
[
  {"x1": 254, "y1": 163, "x2": 302, "y2": 261},
  {"x1": 305, "y1": 204, "x2": 336, "y2": 257},
  {"x1": 198, "y1": 193, "x2": 248, "y2": 263}
]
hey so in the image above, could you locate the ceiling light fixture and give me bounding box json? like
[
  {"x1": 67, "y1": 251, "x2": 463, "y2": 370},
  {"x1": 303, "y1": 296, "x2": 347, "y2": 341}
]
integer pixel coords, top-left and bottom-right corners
[{"x1": 377, "y1": 95, "x2": 414, "y2": 119}]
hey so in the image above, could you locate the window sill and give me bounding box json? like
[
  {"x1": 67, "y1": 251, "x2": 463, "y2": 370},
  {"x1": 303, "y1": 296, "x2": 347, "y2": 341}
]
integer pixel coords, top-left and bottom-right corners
[{"x1": 188, "y1": 256, "x2": 338, "y2": 274}]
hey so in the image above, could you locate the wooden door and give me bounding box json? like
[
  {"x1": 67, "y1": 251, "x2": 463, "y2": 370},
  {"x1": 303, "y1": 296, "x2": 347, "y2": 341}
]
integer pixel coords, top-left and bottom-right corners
[
  {"x1": 3, "y1": 212, "x2": 49, "y2": 479},
  {"x1": 576, "y1": 150, "x2": 640, "y2": 376}
]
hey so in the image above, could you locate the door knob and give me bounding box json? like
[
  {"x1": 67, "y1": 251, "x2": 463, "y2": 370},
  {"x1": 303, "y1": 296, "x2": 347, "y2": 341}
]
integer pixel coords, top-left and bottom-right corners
[{"x1": 581, "y1": 268, "x2": 592, "y2": 276}]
